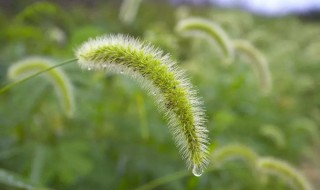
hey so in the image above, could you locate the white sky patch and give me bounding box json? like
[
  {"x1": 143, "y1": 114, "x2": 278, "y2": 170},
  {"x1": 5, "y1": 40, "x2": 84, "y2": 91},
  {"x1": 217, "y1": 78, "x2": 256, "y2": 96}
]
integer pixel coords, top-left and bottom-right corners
[{"x1": 212, "y1": 0, "x2": 320, "y2": 15}]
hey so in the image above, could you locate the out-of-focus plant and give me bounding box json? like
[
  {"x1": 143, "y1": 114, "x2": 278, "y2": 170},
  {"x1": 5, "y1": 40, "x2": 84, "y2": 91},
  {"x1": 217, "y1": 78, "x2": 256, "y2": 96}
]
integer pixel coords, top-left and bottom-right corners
[
  {"x1": 8, "y1": 57, "x2": 75, "y2": 117},
  {"x1": 259, "y1": 125, "x2": 286, "y2": 149},
  {"x1": 119, "y1": 0, "x2": 143, "y2": 25},
  {"x1": 257, "y1": 157, "x2": 314, "y2": 190},
  {"x1": 233, "y1": 39, "x2": 272, "y2": 95},
  {"x1": 211, "y1": 144, "x2": 259, "y2": 168},
  {"x1": 0, "y1": 168, "x2": 46, "y2": 190},
  {"x1": 176, "y1": 17, "x2": 234, "y2": 64}
]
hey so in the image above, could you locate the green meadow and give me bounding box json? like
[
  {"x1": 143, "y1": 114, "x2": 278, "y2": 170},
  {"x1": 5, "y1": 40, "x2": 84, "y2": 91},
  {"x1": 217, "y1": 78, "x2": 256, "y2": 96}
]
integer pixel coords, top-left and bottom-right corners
[{"x1": 0, "y1": 1, "x2": 319, "y2": 189}]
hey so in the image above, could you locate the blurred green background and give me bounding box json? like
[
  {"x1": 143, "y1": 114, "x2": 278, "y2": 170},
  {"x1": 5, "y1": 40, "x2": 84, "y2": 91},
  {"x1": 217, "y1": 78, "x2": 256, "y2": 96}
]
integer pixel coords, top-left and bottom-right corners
[{"x1": 0, "y1": 0, "x2": 319, "y2": 189}]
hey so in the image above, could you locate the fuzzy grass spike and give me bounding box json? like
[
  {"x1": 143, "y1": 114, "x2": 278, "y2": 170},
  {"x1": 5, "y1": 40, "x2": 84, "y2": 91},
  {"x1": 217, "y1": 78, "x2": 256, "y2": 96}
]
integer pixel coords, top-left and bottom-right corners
[
  {"x1": 257, "y1": 157, "x2": 314, "y2": 190},
  {"x1": 233, "y1": 39, "x2": 272, "y2": 94},
  {"x1": 76, "y1": 34, "x2": 209, "y2": 175},
  {"x1": 176, "y1": 17, "x2": 234, "y2": 64},
  {"x1": 8, "y1": 57, "x2": 75, "y2": 117},
  {"x1": 211, "y1": 144, "x2": 258, "y2": 168}
]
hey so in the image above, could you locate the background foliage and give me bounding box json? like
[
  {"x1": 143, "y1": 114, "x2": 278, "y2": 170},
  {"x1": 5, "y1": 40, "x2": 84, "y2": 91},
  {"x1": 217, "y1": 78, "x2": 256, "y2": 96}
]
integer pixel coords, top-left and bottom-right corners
[{"x1": 0, "y1": 0, "x2": 319, "y2": 189}]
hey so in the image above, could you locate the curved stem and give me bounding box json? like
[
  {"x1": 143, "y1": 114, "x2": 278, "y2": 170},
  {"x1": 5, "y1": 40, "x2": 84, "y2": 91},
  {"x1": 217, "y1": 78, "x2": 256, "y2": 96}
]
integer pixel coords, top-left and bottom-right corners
[
  {"x1": 134, "y1": 167, "x2": 221, "y2": 190},
  {"x1": 0, "y1": 58, "x2": 77, "y2": 94},
  {"x1": 134, "y1": 171, "x2": 189, "y2": 190}
]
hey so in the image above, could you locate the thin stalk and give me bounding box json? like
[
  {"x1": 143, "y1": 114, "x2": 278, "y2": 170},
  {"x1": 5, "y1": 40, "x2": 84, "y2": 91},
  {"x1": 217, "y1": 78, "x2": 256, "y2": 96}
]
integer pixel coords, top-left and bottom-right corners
[
  {"x1": 0, "y1": 58, "x2": 77, "y2": 94},
  {"x1": 29, "y1": 145, "x2": 46, "y2": 184},
  {"x1": 136, "y1": 93, "x2": 149, "y2": 140},
  {"x1": 134, "y1": 166, "x2": 221, "y2": 190},
  {"x1": 0, "y1": 168, "x2": 48, "y2": 190},
  {"x1": 134, "y1": 171, "x2": 188, "y2": 190}
]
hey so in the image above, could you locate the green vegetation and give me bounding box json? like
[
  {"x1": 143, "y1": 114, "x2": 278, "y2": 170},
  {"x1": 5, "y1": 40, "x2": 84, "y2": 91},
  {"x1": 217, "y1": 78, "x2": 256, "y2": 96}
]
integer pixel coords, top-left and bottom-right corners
[{"x1": 0, "y1": 0, "x2": 319, "y2": 189}]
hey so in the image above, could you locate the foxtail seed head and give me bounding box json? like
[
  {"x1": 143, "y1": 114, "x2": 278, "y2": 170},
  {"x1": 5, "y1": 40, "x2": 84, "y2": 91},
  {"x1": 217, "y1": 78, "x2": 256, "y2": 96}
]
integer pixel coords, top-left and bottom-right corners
[
  {"x1": 257, "y1": 157, "x2": 314, "y2": 190},
  {"x1": 76, "y1": 34, "x2": 209, "y2": 175},
  {"x1": 211, "y1": 144, "x2": 258, "y2": 168},
  {"x1": 233, "y1": 39, "x2": 272, "y2": 95},
  {"x1": 8, "y1": 57, "x2": 75, "y2": 117},
  {"x1": 176, "y1": 17, "x2": 234, "y2": 64}
]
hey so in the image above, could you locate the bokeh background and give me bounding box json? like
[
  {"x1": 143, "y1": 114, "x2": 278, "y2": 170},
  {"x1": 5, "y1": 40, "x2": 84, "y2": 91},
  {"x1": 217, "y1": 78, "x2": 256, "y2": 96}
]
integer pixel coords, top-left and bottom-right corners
[{"x1": 0, "y1": 0, "x2": 319, "y2": 189}]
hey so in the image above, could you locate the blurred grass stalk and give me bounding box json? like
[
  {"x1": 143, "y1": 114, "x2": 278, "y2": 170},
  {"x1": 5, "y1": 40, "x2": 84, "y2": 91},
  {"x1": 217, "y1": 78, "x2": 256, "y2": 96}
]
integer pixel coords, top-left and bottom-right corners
[
  {"x1": 119, "y1": 0, "x2": 143, "y2": 25},
  {"x1": 0, "y1": 168, "x2": 47, "y2": 190},
  {"x1": 29, "y1": 144, "x2": 46, "y2": 184},
  {"x1": 136, "y1": 93, "x2": 149, "y2": 140}
]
